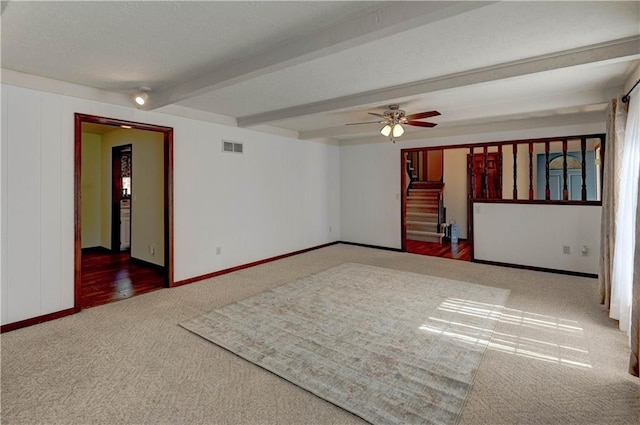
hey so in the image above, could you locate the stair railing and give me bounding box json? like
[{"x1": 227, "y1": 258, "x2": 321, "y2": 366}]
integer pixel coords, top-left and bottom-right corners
[
  {"x1": 405, "y1": 155, "x2": 418, "y2": 196},
  {"x1": 437, "y1": 191, "x2": 444, "y2": 236}
]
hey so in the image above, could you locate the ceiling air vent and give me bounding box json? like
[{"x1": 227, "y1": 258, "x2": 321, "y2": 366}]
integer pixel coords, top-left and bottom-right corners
[{"x1": 222, "y1": 140, "x2": 243, "y2": 154}]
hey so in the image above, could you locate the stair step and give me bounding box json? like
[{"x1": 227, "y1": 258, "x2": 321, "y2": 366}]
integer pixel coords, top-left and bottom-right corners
[
  {"x1": 407, "y1": 230, "x2": 445, "y2": 237},
  {"x1": 407, "y1": 202, "x2": 438, "y2": 208},
  {"x1": 407, "y1": 195, "x2": 438, "y2": 201},
  {"x1": 406, "y1": 221, "x2": 439, "y2": 232},
  {"x1": 408, "y1": 194, "x2": 440, "y2": 200},
  {"x1": 406, "y1": 230, "x2": 445, "y2": 243},
  {"x1": 406, "y1": 212, "x2": 438, "y2": 218},
  {"x1": 407, "y1": 198, "x2": 439, "y2": 204},
  {"x1": 410, "y1": 182, "x2": 445, "y2": 190},
  {"x1": 407, "y1": 206, "x2": 438, "y2": 213}
]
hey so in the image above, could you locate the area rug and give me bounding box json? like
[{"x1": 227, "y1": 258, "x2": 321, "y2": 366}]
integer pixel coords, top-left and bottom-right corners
[{"x1": 180, "y1": 263, "x2": 509, "y2": 425}]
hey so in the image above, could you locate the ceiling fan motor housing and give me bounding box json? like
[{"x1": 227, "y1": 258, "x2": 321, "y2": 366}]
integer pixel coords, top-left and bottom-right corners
[{"x1": 384, "y1": 105, "x2": 405, "y2": 123}]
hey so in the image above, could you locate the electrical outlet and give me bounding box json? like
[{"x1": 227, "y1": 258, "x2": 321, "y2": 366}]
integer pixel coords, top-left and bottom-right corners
[
  {"x1": 149, "y1": 245, "x2": 155, "y2": 255},
  {"x1": 581, "y1": 245, "x2": 588, "y2": 256},
  {"x1": 562, "y1": 245, "x2": 570, "y2": 255}
]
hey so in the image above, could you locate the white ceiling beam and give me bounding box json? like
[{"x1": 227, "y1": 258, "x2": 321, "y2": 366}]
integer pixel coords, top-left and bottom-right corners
[
  {"x1": 298, "y1": 86, "x2": 621, "y2": 140},
  {"x1": 239, "y1": 36, "x2": 640, "y2": 127},
  {"x1": 339, "y1": 111, "x2": 607, "y2": 145},
  {"x1": 143, "y1": 1, "x2": 496, "y2": 110}
]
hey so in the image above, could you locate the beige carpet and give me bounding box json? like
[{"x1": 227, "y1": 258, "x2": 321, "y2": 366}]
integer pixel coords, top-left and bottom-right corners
[
  {"x1": 1, "y1": 244, "x2": 639, "y2": 424},
  {"x1": 181, "y1": 263, "x2": 510, "y2": 425}
]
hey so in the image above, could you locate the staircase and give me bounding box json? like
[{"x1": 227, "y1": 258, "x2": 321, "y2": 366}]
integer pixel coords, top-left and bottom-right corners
[{"x1": 406, "y1": 186, "x2": 445, "y2": 243}]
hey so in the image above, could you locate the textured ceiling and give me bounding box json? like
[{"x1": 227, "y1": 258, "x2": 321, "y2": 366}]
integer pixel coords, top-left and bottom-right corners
[
  {"x1": 1, "y1": 1, "x2": 384, "y2": 91},
  {"x1": 2, "y1": 1, "x2": 639, "y2": 143}
]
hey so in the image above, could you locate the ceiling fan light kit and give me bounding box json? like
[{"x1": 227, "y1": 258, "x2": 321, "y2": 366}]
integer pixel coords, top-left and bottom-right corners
[
  {"x1": 380, "y1": 124, "x2": 392, "y2": 137},
  {"x1": 392, "y1": 123, "x2": 404, "y2": 138},
  {"x1": 348, "y1": 104, "x2": 440, "y2": 143}
]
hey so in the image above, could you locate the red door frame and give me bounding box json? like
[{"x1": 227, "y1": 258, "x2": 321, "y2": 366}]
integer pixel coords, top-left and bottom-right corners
[{"x1": 73, "y1": 113, "x2": 174, "y2": 312}]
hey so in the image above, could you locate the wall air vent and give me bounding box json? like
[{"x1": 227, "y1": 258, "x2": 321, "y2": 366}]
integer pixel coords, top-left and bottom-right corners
[{"x1": 222, "y1": 140, "x2": 243, "y2": 154}]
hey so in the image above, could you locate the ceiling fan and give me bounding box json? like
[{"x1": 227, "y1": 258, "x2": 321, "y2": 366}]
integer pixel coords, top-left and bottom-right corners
[{"x1": 346, "y1": 104, "x2": 440, "y2": 142}]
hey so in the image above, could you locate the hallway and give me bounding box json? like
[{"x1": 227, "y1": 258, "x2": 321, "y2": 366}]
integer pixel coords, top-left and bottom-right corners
[
  {"x1": 405, "y1": 240, "x2": 471, "y2": 261},
  {"x1": 81, "y1": 249, "x2": 165, "y2": 308}
]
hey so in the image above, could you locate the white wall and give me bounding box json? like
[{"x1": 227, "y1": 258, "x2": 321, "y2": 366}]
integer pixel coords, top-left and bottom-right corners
[
  {"x1": 101, "y1": 129, "x2": 165, "y2": 266},
  {"x1": 1, "y1": 86, "x2": 74, "y2": 325},
  {"x1": 0, "y1": 78, "x2": 608, "y2": 326},
  {"x1": 473, "y1": 203, "x2": 601, "y2": 274},
  {"x1": 340, "y1": 141, "x2": 402, "y2": 247},
  {"x1": 0, "y1": 83, "x2": 341, "y2": 325},
  {"x1": 81, "y1": 133, "x2": 102, "y2": 248},
  {"x1": 339, "y1": 122, "x2": 604, "y2": 250},
  {"x1": 443, "y1": 148, "x2": 468, "y2": 239}
]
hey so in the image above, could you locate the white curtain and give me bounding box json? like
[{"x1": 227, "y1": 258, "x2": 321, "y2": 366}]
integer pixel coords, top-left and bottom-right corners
[
  {"x1": 611, "y1": 93, "x2": 640, "y2": 336},
  {"x1": 600, "y1": 97, "x2": 627, "y2": 307}
]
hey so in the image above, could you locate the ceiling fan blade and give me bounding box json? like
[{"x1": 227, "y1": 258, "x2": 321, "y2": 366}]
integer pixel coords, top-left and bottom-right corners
[
  {"x1": 367, "y1": 112, "x2": 386, "y2": 118},
  {"x1": 346, "y1": 121, "x2": 383, "y2": 125},
  {"x1": 406, "y1": 120, "x2": 438, "y2": 128},
  {"x1": 405, "y1": 110, "x2": 441, "y2": 120}
]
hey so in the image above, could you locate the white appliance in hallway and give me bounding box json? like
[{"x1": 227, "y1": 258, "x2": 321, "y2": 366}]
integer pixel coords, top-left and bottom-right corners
[{"x1": 120, "y1": 198, "x2": 130, "y2": 250}]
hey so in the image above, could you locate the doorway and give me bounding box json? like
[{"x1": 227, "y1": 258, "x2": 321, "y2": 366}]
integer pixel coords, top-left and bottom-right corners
[
  {"x1": 468, "y1": 152, "x2": 502, "y2": 199},
  {"x1": 401, "y1": 148, "x2": 470, "y2": 261},
  {"x1": 74, "y1": 114, "x2": 174, "y2": 310},
  {"x1": 111, "y1": 144, "x2": 132, "y2": 252}
]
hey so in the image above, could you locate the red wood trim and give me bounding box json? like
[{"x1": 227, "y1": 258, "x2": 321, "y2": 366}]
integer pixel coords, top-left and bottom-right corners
[
  {"x1": 482, "y1": 146, "x2": 489, "y2": 198},
  {"x1": 1, "y1": 308, "x2": 77, "y2": 333},
  {"x1": 468, "y1": 147, "x2": 474, "y2": 257},
  {"x1": 497, "y1": 145, "x2": 503, "y2": 199},
  {"x1": 468, "y1": 147, "x2": 475, "y2": 199},
  {"x1": 165, "y1": 129, "x2": 175, "y2": 287},
  {"x1": 469, "y1": 200, "x2": 475, "y2": 262},
  {"x1": 472, "y1": 198, "x2": 601, "y2": 206},
  {"x1": 545, "y1": 141, "x2": 550, "y2": 200},
  {"x1": 74, "y1": 113, "x2": 175, "y2": 306},
  {"x1": 6, "y1": 241, "x2": 338, "y2": 331},
  {"x1": 341, "y1": 241, "x2": 403, "y2": 252},
  {"x1": 512, "y1": 142, "x2": 517, "y2": 199},
  {"x1": 399, "y1": 133, "x2": 605, "y2": 153},
  {"x1": 400, "y1": 152, "x2": 407, "y2": 250},
  {"x1": 404, "y1": 133, "x2": 605, "y2": 267},
  {"x1": 74, "y1": 115, "x2": 83, "y2": 310},
  {"x1": 472, "y1": 259, "x2": 597, "y2": 278},
  {"x1": 75, "y1": 113, "x2": 173, "y2": 132},
  {"x1": 562, "y1": 139, "x2": 569, "y2": 200},
  {"x1": 528, "y1": 142, "x2": 534, "y2": 200},
  {"x1": 174, "y1": 242, "x2": 340, "y2": 287},
  {"x1": 581, "y1": 137, "x2": 587, "y2": 201}
]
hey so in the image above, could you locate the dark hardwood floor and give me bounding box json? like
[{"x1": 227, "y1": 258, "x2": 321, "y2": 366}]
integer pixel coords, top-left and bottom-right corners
[
  {"x1": 81, "y1": 249, "x2": 165, "y2": 309},
  {"x1": 80, "y1": 240, "x2": 465, "y2": 309},
  {"x1": 405, "y1": 239, "x2": 471, "y2": 261}
]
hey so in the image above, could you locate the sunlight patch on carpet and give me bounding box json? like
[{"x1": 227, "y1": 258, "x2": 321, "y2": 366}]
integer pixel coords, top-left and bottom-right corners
[{"x1": 180, "y1": 263, "x2": 510, "y2": 425}]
